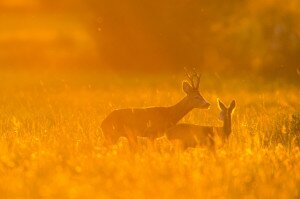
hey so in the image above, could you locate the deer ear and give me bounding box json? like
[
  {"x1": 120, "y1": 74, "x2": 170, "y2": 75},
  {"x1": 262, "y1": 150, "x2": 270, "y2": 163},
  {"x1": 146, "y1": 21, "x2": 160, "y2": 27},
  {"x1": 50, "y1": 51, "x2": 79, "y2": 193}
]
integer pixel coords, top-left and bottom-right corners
[
  {"x1": 183, "y1": 81, "x2": 192, "y2": 94},
  {"x1": 229, "y1": 100, "x2": 236, "y2": 112},
  {"x1": 217, "y1": 99, "x2": 226, "y2": 111}
]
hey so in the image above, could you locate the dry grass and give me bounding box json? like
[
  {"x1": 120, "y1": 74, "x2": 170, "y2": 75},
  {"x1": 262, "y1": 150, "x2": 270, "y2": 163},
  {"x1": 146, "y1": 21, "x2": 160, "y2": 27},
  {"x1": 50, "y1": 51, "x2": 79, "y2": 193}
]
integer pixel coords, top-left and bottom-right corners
[{"x1": 0, "y1": 71, "x2": 299, "y2": 199}]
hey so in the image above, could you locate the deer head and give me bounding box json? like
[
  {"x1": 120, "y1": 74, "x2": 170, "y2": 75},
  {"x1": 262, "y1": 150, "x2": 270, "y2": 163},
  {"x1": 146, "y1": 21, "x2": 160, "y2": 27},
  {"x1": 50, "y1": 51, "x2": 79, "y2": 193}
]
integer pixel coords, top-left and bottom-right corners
[
  {"x1": 183, "y1": 68, "x2": 210, "y2": 109},
  {"x1": 218, "y1": 99, "x2": 236, "y2": 139}
]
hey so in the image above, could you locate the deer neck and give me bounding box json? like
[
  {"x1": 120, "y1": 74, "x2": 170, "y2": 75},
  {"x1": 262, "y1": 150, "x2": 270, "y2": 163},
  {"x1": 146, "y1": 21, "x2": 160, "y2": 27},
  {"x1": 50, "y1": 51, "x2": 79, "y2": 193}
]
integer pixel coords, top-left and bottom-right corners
[
  {"x1": 222, "y1": 115, "x2": 232, "y2": 138},
  {"x1": 167, "y1": 96, "x2": 194, "y2": 125}
]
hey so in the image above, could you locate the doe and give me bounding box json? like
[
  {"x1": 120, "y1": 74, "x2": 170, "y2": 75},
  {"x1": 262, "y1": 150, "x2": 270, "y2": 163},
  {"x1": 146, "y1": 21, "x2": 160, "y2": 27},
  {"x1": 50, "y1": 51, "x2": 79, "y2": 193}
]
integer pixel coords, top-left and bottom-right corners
[{"x1": 165, "y1": 99, "x2": 236, "y2": 150}]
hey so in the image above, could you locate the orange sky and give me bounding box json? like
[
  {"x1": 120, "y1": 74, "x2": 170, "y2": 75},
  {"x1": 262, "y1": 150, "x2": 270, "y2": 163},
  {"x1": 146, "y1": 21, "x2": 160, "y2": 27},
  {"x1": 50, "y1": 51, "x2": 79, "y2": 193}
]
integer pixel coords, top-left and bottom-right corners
[{"x1": 0, "y1": 0, "x2": 299, "y2": 74}]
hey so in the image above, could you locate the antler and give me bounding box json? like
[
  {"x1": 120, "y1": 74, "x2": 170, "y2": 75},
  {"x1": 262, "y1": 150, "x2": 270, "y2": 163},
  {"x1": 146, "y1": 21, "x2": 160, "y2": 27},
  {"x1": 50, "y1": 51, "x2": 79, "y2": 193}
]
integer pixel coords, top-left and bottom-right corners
[
  {"x1": 185, "y1": 67, "x2": 202, "y2": 89},
  {"x1": 192, "y1": 68, "x2": 201, "y2": 89},
  {"x1": 184, "y1": 67, "x2": 194, "y2": 88}
]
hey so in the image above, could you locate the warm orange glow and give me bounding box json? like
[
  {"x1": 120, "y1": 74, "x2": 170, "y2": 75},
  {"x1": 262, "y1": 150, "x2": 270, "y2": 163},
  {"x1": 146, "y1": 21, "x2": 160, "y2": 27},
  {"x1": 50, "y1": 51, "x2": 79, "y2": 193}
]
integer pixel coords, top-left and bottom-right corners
[
  {"x1": 0, "y1": 1, "x2": 299, "y2": 199},
  {"x1": 0, "y1": 0, "x2": 299, "y2": 74}
]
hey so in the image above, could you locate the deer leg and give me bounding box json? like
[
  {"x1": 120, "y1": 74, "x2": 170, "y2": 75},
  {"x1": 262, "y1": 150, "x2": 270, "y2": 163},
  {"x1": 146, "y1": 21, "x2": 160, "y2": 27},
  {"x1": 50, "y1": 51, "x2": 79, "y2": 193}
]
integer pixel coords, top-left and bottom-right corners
[
  {"x1": 127, "y1": 136, "x2": 138, "y2": 150},
  {"x1": 207, "y1": 137, "x2": 216, "y2": 153}
]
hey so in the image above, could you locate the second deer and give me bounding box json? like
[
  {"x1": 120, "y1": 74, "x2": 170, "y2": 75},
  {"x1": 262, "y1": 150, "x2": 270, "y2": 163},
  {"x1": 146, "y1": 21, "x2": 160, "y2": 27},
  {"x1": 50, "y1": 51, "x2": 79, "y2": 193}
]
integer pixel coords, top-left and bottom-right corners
[{"x1": 165, "y1": 99, "x2": 236, "y2": 150}]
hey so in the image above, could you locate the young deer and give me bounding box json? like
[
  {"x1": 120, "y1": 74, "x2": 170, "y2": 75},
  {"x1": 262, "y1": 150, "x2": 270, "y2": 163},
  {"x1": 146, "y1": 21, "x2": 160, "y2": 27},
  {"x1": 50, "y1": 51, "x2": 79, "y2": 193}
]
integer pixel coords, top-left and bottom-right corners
[
  {"x1": 101, "y1": 70, "x2": 210, "y2": 144},
  {"x1": 165, "y1": 99, "x2": 236, "y2": 150}
]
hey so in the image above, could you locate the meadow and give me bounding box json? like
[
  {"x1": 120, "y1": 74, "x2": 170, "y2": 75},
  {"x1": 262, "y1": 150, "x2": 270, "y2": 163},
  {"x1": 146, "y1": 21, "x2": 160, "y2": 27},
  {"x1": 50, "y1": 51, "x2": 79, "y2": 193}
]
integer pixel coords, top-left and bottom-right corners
[{"x1": 0, "y1": 71, "x2": 299, "y2": 199}]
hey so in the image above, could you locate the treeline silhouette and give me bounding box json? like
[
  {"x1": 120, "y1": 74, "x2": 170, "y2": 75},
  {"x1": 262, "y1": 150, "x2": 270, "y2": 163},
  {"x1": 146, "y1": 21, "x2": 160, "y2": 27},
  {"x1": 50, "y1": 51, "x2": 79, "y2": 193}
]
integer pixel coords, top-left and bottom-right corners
[{"x1": 1, "y1": 0, "x2": 299, "y2": 75}]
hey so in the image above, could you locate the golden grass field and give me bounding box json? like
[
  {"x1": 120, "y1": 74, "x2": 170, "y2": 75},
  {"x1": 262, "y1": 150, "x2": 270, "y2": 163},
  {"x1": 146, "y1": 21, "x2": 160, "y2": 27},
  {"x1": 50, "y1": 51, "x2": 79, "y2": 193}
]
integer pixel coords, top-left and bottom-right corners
[{"x1": 0, "y1": 71, "x2": 299, "y2": 199}]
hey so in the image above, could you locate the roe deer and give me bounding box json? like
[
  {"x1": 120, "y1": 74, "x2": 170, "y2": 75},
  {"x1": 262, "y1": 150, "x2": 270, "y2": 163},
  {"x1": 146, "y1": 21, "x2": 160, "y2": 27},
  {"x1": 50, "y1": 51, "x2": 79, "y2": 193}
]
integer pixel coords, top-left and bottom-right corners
[
  {"x1": 101, "y1": 70, "x2": 210, "y2": 144},
  {"x1": 165, "y1": 99, "x2": 236, "y2": 149}
]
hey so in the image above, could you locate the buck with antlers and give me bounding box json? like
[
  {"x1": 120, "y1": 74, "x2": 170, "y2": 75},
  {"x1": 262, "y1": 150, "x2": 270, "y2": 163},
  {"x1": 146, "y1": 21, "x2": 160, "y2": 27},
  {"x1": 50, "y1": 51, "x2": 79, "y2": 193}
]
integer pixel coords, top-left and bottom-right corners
[
  {"x1": 165, "y1": 99, "x2": 236, "y2": 150},
  {"x1": 101, "y1": 70, "x2": 210, "y2": 145}
]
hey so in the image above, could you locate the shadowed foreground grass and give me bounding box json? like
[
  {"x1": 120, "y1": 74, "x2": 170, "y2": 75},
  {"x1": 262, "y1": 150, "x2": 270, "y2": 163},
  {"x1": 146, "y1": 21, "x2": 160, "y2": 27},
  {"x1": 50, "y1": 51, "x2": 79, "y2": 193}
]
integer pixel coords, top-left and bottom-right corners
[{"x1": 0, "y1": 71, "x2": 299, "y2": 199}]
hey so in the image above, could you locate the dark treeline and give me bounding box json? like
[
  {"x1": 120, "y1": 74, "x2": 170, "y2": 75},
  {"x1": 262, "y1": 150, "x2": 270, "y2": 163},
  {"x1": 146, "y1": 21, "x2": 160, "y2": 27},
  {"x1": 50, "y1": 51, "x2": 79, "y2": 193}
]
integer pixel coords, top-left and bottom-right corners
[{"x1": 1, "y1": 0, "x2": 300, "y2": 75}]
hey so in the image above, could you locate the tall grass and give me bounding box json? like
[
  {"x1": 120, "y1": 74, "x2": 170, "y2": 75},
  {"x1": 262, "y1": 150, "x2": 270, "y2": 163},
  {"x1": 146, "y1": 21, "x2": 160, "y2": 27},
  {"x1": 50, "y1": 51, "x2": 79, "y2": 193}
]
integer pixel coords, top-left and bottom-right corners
[{"x1": 0, "y1": 71, "x2": 299, "y2": 199}]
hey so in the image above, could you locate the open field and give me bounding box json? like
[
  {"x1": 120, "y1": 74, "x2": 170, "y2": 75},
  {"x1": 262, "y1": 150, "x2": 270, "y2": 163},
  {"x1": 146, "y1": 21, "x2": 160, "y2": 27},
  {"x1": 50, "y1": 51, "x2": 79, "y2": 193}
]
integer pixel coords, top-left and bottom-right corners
[
  {"x1": 1, "y1": 1, "x2": 299, "y2": 198},
  {"x1": 0, "y1": 71, "x2": 299, "y2": 199}
]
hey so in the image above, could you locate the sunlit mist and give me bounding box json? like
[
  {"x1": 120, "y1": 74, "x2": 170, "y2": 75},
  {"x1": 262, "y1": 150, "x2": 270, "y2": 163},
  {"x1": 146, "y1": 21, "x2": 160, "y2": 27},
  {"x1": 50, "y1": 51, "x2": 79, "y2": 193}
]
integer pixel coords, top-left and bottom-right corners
[{"x1": 0, "y1": 1, "x2": 299, "y2": 199}]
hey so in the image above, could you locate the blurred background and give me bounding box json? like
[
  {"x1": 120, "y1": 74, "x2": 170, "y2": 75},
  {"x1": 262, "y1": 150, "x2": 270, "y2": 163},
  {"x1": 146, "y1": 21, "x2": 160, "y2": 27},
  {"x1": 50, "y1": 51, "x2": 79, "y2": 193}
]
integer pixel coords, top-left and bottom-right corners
[{"x1": 0, "y1": 0, "x2": 300, "y2": 76}]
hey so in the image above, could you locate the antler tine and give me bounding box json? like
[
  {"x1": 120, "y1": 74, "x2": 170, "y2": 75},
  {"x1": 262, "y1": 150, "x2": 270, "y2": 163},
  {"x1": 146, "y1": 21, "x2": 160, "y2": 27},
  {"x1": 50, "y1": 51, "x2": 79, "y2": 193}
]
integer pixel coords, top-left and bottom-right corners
[
  {"x1": 196, "y1": 73, "x2": 201, "y2": 89},
  {"x1": 192, "y1": 67, "x2": 201, "y2": 89},
  {"x1": 191, "y1": 67, "x2": 200, "y2": 89},
  {"x1": 184, "y1": 67, "x2": 195, "y2": 88}
]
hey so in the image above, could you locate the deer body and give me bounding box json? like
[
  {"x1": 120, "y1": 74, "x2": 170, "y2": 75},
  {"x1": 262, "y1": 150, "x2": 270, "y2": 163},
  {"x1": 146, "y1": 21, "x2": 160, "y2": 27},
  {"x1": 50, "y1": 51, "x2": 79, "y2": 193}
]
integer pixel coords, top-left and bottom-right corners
[
  {"x1": 102, "y1": 97, "x2": 199, "y2": 143},
  {"x1": 101, "y1": 70, "x2": 210, "y2": 144},
  {"x1": 166, "y1": 99, "x2": 236, "y2": 149}
]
